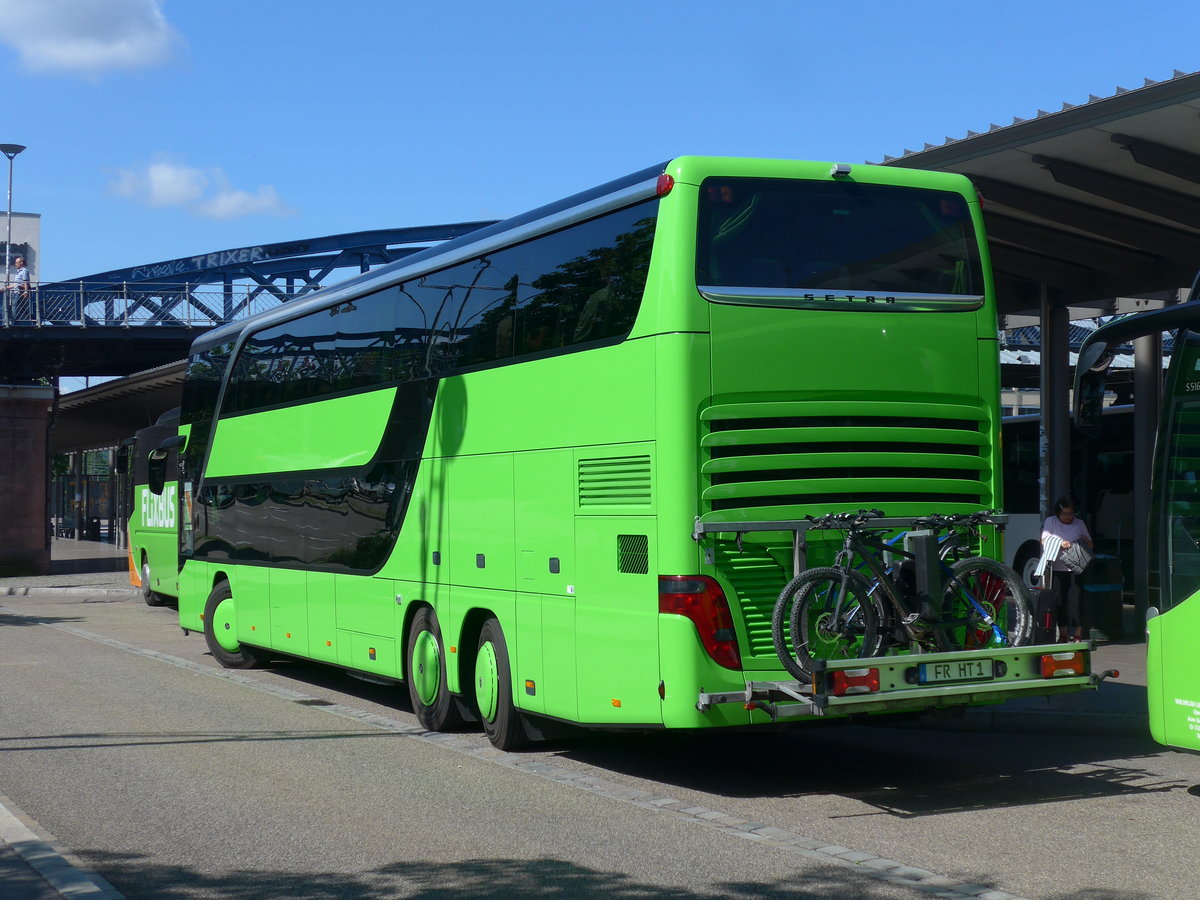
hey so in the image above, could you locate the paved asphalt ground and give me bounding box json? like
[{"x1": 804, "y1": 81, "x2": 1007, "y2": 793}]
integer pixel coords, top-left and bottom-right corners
[{"x1": 0, "y1": 538, "x2": 1153, "y2": 900}]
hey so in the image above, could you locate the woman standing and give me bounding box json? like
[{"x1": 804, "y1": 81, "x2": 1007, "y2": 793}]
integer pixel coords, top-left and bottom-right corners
[{"x1": 1039, "y1": 496, "x2": 1094, "y2": 642}]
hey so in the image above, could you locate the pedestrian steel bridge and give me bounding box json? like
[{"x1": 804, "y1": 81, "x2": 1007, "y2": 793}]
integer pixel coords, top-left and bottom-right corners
[{"x1": 0, "y1": 221, "x2": 493, "y2": 379}]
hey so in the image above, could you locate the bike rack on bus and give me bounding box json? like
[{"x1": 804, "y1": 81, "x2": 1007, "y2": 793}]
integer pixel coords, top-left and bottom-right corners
[
  {"x1": 691, "y1": 512, "x2": 1014, "y2": 720},
  {"x1": 692, "y1": 513, "x2": 1008, "y2": 578}
]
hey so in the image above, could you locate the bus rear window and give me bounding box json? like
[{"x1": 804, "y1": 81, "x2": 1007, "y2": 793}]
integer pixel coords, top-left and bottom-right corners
[{"x1": 696, "y1": 177, "x2": 983, "y2": 302}]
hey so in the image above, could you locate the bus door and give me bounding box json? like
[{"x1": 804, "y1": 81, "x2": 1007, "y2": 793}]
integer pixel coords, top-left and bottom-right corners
[{"x1": 1150, "y1": 344, "x2": 1200, "y2": 749}]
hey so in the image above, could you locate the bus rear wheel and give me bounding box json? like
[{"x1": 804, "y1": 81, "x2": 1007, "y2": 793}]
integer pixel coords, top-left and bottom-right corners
[
  {"x1": 203, "y1": 582, "x2": 270, "y2": 668},
  {"x1": 474, "y1": 617, "x2": 529, "y2": 752},
  {"x1": 405, "y1": 607, "x2": 463, "y2": 733}
]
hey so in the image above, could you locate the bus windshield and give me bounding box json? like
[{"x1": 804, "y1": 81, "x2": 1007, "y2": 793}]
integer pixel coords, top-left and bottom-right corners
[{"x1": 695, "y1": 177, "x2": 983, "y2": 306}]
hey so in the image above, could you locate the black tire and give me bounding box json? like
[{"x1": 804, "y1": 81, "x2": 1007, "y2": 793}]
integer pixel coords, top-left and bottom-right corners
[
  {"x1": 141, "y1": 558, "x2": 168, "y2": 607},
  {"x1": 405, "y1": 607, "x2": 464, "y2": 733},
  {"x1": 1013, "y1": 542, "x2": 1042, "y2": 590},
  {"x1": 203, "y1": 581, "x2": 271, "y2": 668},
  {"x1": 474, "y1": 618, "x2": 529, "y2": 751},
  {"x1": 771, "y1": 567, "x2": 882, "y2": 683},
  {"x1": 939, "y1": 557, "x2": 1034, "y2": 650}
]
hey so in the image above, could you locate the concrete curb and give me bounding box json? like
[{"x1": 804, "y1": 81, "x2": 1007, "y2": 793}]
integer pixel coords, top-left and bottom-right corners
[
  {"x1": 2, "y1": 586, "x2": 140, "y2": 599},
  {"x1": 0, "y1": 795, "x2": 124, "y2": 899}
]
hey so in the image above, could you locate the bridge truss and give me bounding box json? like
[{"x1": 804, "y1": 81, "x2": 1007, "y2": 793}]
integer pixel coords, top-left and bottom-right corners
[{"x1": 9, "y1": 222, "x2": 493, "y2": 329}]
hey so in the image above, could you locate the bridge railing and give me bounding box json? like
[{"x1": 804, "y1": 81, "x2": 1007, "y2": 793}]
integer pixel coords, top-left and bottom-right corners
[{"x1": 1, "y1": 282, "x2": 321, "y2": 329}]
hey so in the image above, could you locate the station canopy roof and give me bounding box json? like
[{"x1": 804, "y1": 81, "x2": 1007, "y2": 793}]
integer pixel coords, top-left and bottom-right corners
[
  {"x1": 53, "y1": 361, "x2": 184, "y2": 453},
  {"x1": 881, "y1": 69, "x2": 1200, "y2": 321}
]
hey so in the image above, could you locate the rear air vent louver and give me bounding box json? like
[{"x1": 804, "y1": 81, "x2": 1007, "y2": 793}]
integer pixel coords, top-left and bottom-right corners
[
  {"x1": 712, "y1": 542, "x2": 787, "y2": 659},
  {"x1": 698, "y1": 399, "x2": 992, "y2": 524},
  {"x1": 578, "y1": 455, "x2": 652, "y2": 507}
]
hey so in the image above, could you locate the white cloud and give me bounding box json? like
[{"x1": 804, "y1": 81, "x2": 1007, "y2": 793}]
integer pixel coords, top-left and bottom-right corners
[
  {"x1": 195, "y1": 184, "x2": 291, "y2": 221},
  {"x1": 110, "y1": 158, "x2": 295, "y2": 220},
  {"x1": 0, "y1": 0, "x2": 180, "y2": 75}
]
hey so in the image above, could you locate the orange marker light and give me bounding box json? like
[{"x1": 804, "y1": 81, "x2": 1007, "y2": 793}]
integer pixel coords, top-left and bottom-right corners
[
  {"x1": 1040, "y1": 651, "x2": 1086, "y2": 678},
  {"x1": 611, "y1": 699, "x2": 622, "y2": 708}
]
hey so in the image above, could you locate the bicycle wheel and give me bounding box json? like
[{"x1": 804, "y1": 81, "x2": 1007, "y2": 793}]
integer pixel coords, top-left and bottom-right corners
[
  {"x1": 772, "y1": 567, "x2": 882, "y2": 682},
  {"x1": 939, "y1": 557, "x2": 1034, "y2": 650}
]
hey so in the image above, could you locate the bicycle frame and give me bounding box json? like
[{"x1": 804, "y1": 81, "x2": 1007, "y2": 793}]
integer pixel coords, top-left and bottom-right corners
[{"x1": 819, "y1": 517, "x2": 1010, "y2": 649}]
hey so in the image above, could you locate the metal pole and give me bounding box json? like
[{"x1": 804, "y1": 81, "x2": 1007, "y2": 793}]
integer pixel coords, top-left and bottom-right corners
[
  {"x1": 0, "y1": 144, "x2": 25, "y2": 320},
  {"x1": 1, "y1": 155, "x2": 7, "y2": 329},
  {"x1": 1133, "y1": 331, "x2": 1162, "y2": 633},
  {"x1": 1038, "y1": 284, "x2": 1070, "y2": 516},
  {"x1": 5, "y1": 151, "x2": 13, "y2": 286}
]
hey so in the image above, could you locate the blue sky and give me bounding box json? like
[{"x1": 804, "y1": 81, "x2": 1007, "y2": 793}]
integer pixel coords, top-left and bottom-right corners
[{"x1": 0, "y1": 0, "x2": 1197, "y2": 286}]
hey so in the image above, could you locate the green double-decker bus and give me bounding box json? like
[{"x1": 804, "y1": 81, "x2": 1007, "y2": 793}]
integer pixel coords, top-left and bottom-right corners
[
  {"x1": 176, "y1": 156, "x2": 1086, "y2": 749},
  {"x1": 1075, "y1": 290, "x2": 1200, "y2": 752}
]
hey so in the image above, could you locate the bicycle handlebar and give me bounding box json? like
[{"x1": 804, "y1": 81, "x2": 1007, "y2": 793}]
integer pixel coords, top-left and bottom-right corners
[
  {"x1": 803, "y1": 509, "x2": 1000, "y2": 533},
  {"x1": 913, "y1": 510, "x2": 1000, "y2": 530},
  {"x1": 804, "y1": 509, "x2": 885, "y2": 530}
]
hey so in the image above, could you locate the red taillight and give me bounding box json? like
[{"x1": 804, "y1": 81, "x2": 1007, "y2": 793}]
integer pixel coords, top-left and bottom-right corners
[
  {"x1": 656, "y1": 173, "x2": 675, "y2": 196},
  {"x1": 830, "y1": 668, "x2": 880, "y2": 696},
  {"x1": 658, "y1": 575, "x2": 740, "y2": 669},
  {"x1": 1040, "y1": 651, "x2": 1086, "y2": 678}
]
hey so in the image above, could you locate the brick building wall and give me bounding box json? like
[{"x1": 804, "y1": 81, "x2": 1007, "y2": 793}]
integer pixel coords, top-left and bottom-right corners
[{"x1": 0, "y1": 384, "x2": 53, "y2": 575}]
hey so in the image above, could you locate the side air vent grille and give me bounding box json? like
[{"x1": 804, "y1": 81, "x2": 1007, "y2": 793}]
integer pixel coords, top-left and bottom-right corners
[
  {"x1": 578, "y1": 455, "x2": 652, "y2": 507},
  {"x1": 617, "y1": 534, "x2": 650, "y2": 574}
]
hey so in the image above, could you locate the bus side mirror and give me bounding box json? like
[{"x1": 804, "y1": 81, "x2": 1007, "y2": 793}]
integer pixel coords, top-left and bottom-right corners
[
  {"x1": 1073, "y1": 340, "x2": 1112, "y2": 435},
  {"x1": 116, "y1": 454, "x2": 129, "y2": 474},
  {"x1": 149, "y1": 434, "x2": 186, "y2": 461}
]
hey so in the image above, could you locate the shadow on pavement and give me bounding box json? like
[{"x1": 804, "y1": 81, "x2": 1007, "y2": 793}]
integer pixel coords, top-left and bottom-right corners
[
  {"x1": 50, "y1": 556, "x2": 128, "y2": 575},
  {"x1": 556, "y1": 724, "x2": 1176, "y2": 819},
  {"x1": 64, "y1": 852, "x2": 1016, "y2": 900}
]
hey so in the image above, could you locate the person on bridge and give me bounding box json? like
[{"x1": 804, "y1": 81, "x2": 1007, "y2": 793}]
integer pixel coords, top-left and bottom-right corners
[{"x1": 3, "y1": 255, "x2": 30, "y2": 321}]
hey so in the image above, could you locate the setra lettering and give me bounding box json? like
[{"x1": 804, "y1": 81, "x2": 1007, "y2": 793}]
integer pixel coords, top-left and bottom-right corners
[{"x1": 804, "y1": 293, "x2": 898, "y2": 305}]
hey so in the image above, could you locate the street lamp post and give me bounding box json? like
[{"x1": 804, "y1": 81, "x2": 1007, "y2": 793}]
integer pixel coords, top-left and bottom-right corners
[{"x1": 0, "y1": 143, "x2": 26, "y2": 324}]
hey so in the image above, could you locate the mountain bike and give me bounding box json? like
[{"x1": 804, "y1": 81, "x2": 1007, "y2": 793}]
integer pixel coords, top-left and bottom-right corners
[{"x1": 770, "y1": 510, "x2": 1033, "y2": 682}]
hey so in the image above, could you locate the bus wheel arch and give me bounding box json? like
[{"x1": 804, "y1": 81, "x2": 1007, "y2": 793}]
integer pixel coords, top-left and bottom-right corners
[
  {"x1": 404, "y1": 605, "x2": 464, "y2": 733},
  {"x1": 455, "y1": 607, "x2": 492, "y2": 705},
  {"x1": 140, "y1": 552, "x2": 168, "y2": 607},
  {"x1": 202, "y1": 580, "x2": 270, "y2": 669}
]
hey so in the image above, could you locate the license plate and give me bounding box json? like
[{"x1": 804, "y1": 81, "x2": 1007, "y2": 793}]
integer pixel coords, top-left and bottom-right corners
[{"x1": 918, "y1": 657, "x2": 995, "y2": 685}]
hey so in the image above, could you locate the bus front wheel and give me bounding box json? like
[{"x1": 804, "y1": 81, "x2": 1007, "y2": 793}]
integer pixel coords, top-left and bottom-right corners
[
  {"x1": 474, "y1": 617, "x2": 529, "y2": 752},
  {"x1": 203, "y1": 582, "x2": 270, "y2": 668},
  {"x1": 141, "y1": 558, "x2": 168, "y2": 607},
  {"x1": 405, "y1": 607, "x2": 463, "y2": 733}
]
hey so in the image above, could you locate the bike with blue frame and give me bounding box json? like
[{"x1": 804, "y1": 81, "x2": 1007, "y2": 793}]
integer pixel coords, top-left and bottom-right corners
[{"x1": 770, "y1": 510, "x2": 1034, "y2": 682}]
